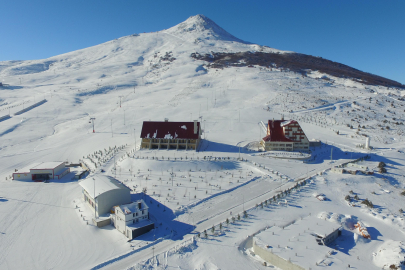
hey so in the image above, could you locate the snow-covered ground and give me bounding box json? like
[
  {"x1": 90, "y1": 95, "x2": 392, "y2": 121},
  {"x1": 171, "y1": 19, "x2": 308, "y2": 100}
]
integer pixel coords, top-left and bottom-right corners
[{"x1": 0, "y1": 15, "x2": 404, "y2": 270}]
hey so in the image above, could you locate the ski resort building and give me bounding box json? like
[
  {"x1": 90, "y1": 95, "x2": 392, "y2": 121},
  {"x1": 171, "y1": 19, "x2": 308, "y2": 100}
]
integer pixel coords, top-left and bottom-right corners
[
  {"x1": 79, "y1": 175, "x2": 131, "y2": 216},
  {"x1": 253, "y1": 217, "x2": 341, "y2": 270},
  {"x1": 140, "y1": 119, "x2": 201, "y2": 151},
  {"x1": 12, "y1": 162, "x2": 70, "y2": 181},
  {"x1": 112, "y1": 200, "x2": 154, "y2": 240},
  {"x1": 261, "y1": 120, "x2": 309, "y2": 151}
]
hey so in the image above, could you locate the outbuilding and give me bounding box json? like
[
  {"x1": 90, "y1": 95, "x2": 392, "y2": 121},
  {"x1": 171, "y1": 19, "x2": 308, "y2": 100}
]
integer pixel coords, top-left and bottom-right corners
[
  {"x1": 79, "y1": 175, "x2": 131, "y2": 217},
  {"x1": 12, "y1": 162, "x2": 70, "y2": 181}
]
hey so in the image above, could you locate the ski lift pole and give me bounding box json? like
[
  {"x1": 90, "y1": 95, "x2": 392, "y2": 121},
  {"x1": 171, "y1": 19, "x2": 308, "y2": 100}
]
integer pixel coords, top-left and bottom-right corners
[{"x1": 90, "y1": 118, "x2": 96, "y2": 133}]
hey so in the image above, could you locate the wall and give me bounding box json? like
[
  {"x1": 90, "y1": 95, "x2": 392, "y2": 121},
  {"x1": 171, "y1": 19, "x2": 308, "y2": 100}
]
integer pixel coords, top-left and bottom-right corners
[
  {"x1": 13, "y1": 172, "x2": 31, "y2": 180},
  {"x1": 97, "y1": 189, "x2": 131, "y2": 216},
  {"x1": 253, "y1": 240, "x2": 306, "y2": 270}
]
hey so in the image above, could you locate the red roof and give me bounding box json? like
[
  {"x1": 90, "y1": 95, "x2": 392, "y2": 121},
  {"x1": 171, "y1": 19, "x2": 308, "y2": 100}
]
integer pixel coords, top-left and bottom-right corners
[
  {"x1": 140, "y1": 121, "x2": 200, "y2": 139},
  {"x1": 262, "y1": 120, "x2": 293, "y2": 142}
]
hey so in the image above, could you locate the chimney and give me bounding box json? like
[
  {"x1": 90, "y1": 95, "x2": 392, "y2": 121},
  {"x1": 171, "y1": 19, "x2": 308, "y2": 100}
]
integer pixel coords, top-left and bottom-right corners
[
  {"x1": 194, "y1": 120, "x2": 198, "y2": 134},
  {"x1": 164, "y1": 118, "x2": 169, "y2": 122},
  {"x1": 138, "y1": 202, "x2": 142, "y2": 209}
]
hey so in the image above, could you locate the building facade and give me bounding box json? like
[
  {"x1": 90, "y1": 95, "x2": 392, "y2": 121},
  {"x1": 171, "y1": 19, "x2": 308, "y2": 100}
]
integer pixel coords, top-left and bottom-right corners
[
  {"x1": 261, "y1": 120, "x2": 309, "y2": 151},
  {"x1": 12, "y1": 162, "x2": 70, "y2": 181},
  {"x1": 140, "y1": 119, "x2": 201, "y2": 151},
  {"x1": 112, "y1": 200, "x2": 154, "y2": 239}
]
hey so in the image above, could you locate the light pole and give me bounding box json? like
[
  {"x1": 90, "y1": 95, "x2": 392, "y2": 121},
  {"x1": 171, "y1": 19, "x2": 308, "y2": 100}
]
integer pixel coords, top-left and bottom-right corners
[
  {"x1": 118, "y1": 96, "x2": 124, "y2": 108},
  {"x1": 90, "y1": 118, "x2": 96, "y2": 133},
  {"x1": 124, "y1": 110, "x2": 126, "y2": 125},
  {"x1": 111, "y1": 119, "x2": 113, "y2": 137},
  {"x1": 93, "y1": 177, "x2": 97, "y2": 219}
]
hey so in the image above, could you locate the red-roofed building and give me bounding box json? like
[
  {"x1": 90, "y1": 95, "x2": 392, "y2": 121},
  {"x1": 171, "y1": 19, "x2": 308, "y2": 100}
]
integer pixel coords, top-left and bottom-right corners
[
  {"x1": 261, "y1": 120, "x2": 309, "y2": 151},
  {"x1": 140, "y1": 119, "x2": 201, "y2": 151}
]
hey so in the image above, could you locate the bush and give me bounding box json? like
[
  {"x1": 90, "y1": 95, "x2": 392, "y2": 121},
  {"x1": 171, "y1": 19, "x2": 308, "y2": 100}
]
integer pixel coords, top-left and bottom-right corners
[
  {"x1": 345, "y1": 195, "x2": 351, "y2": 201},
  {"x1": 361, "y1": 198, "x2": 374, "y2": 208},
  {"x1": 378, "y1": 162, "x2": 386, "y2": 168},
  {"x1": 379, "y1": 167, "x2": 387, "y2": 173}
]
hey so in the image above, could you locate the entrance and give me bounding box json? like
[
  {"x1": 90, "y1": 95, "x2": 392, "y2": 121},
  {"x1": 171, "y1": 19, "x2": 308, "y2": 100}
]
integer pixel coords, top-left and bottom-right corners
[{"x1": 32, "y1": 174, "x2": 51, "y2": 181}]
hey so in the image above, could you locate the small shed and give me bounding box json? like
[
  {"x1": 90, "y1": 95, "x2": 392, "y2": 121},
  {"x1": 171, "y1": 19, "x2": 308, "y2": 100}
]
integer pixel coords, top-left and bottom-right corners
[
  {"x1": 79, "y1": 175, "x2": 131, "y2": 216},
  {"x1": 12, "y1": 162, "x2": 70, "y2": 181}
]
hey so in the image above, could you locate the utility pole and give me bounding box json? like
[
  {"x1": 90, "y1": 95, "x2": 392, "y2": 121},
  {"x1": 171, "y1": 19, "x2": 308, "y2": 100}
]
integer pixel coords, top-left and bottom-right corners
[
  {"x1": 93, "y1": 177, "x2": 97, "y2": 219},
  {"x1": 124, "y1": 110, "x2": 126, "y2": 125},
  {"x1": 90, "y1": 118, "x2": 96, "y2": 133},
  {"x1": 118, "y1": 96, "x2": 124, "y2": 108},
  {"x1": 111, "y1": 119, "x2": 113, "y2": 137}
]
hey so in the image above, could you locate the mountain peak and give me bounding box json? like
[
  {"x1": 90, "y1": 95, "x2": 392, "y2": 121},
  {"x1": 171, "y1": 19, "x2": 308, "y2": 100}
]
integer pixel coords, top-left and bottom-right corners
[{"x1": 164, "y1": 14, "x2": 249, "y2": 44}]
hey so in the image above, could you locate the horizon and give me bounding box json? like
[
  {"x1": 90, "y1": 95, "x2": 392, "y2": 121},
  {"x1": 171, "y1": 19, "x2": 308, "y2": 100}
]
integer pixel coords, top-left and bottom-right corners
[{"x1": 0, "y1": 0, "x2": 404, "y2": 84}]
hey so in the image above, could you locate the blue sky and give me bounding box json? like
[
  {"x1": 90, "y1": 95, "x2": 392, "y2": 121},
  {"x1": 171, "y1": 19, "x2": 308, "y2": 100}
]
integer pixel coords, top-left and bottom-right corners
[{"x1": 1, "y1": 0, "x2": 404, "y2": 84}]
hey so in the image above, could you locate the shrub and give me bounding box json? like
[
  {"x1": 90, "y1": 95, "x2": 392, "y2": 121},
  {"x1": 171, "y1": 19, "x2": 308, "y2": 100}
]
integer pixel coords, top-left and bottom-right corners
[{"x1": 361, "y1": 198, "x2": 374, "y2": 208}]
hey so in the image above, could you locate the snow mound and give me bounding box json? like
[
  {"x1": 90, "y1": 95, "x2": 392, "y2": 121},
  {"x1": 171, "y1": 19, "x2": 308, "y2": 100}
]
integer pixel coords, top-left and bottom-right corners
[{"x1": 373, "y1": 240, "x2": 405, "y2": 269}]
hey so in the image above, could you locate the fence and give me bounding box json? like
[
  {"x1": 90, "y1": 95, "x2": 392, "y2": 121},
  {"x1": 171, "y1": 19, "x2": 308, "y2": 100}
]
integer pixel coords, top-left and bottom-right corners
[{"x1": 14, "y1": 99, "x2": 47, "y2": 116}]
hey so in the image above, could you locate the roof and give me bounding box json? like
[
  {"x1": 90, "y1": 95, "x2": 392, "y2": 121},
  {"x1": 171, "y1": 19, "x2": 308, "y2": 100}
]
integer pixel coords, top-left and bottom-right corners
[
  {"x1": 254, "y1": 216, "x2": 341, "y2": 269},
  {"x1": 14, "y1": 162, "x2": 64, "y2": 174},
  {"x1": 262, "y1": 120, "x2": 293, "y2": 142},
  {"x1": 140, "y1": 121, "x2": 200, "y2": 139},
  {"x1": 79, "y1": 175, "x2": 130, "y2": 199},
  {"x1": 118, "y1": 200, "x2": 148, "y2": 215},
  {"x1": 30, "y1": 162, "x2": 64, "y2": 170}
]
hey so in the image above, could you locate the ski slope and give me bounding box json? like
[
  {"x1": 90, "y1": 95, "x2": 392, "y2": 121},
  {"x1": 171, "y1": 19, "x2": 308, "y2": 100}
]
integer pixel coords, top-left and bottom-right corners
[{"x1": 0, "y1": 15, "x2": 404, "y2": 270}]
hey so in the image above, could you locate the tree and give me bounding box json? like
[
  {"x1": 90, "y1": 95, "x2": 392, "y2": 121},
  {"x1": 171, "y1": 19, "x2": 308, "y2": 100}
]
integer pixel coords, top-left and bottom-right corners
[
  {"x1": 226, "y1": 218, "x2": 229, "y2": 225},
  {"x1": 204, "y1": 230, "x2": 208, "y2": 238},
  {"x1": 211, "y1": 226, "x2": 215, "y2": 234},
  {"x1": 219, "y1": 223, "x2": 223, "y2": 231},
  {"x1": 237, "y1": 214, "x2": 241, "y2": 221},
  {"x1": 232, "y1": 216, "x2": 235, "y2": 223},
  {"x1": 243, "y1": 211, "x2": 248, "y2": 218}
]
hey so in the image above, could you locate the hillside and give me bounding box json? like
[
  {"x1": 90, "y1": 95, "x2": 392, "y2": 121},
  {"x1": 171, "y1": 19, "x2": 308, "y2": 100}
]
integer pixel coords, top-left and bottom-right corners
[{"x1": 0, "y1": 14, "x2": 404, "y2": 270}]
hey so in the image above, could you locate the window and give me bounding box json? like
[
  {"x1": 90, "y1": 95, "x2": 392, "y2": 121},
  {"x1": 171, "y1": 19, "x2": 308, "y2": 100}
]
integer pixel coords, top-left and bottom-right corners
[{"x1": 142, "y1": 210, "x2": 144, "y2": 215}]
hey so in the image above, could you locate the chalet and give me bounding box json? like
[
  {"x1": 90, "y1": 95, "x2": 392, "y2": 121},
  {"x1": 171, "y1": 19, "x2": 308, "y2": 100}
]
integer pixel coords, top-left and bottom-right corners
[
  {"x1": 261, "y1": 120, "x2": 309, "y2": 151},
  {"x1": 140, "y1": 119, "x2": 201, "y2": 151},
  {"x1": 112, "y1": 200, "x2": 154, "y2": 240}
]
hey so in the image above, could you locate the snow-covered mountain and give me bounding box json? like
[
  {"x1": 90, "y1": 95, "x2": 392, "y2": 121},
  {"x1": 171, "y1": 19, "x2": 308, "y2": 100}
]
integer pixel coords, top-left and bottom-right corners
[{"x1": 1, "y1": 15, "x2": 405, "y2": 270}]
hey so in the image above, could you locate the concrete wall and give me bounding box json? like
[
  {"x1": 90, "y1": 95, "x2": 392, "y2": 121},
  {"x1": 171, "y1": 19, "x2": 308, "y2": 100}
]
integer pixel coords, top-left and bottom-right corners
[
  {"x1": 253, "y1": 240, "x2": 306, "y2": 270},
  {"x1": 13, "y1": 172, "x2": 31, "y2": 180}
]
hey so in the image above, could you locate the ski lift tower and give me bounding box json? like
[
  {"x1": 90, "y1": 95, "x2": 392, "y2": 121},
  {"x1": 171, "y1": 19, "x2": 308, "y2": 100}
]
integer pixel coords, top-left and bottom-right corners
[{"x1": 89, "y1": 118, "x2": 96, "y2": 133}]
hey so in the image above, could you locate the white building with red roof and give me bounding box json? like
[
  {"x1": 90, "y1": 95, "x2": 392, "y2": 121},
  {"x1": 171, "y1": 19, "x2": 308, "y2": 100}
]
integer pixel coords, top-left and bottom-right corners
[
  {"x1": 140, "y1": 119, "x2": 201, "y2": 151},
  {"x1": 261, "y1": 120, "x2": 309, "y2": 151},
  {"x1": 12, "y1": 161, "x2": 70, "y2": 181}
]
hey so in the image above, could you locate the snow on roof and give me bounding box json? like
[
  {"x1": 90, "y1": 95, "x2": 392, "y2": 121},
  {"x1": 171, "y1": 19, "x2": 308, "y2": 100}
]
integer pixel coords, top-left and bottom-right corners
[
  {"x1": 262, "y1": 120, "x2": 293, "y2": 142},
  {"x1": 31, "y1": 162, "x2": 64, "y2": 170},
  {"x1": 117, "y1": 200, "x2": 148, "y2": 215},
  {"x1": 140, "y1": 121, "x2": 200, "y2": 139},
  {"x1": 280, "y1": 120, "x2": 297, "y2": 127},
  {"x1": 79, "y1": 175, "x2": 129, "y2": 199},
  {"x1": 254, "y1": 216, "x2": 341, "y2": 269}
]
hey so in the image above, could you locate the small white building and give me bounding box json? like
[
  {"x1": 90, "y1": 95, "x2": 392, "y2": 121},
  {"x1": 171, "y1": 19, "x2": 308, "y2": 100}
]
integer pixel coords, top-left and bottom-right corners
[
  {"x1": 12, "y1": 162, "x2": 70, "y2": 181},
  {"x1": 79, "y1": 175, "x2": 131, "y2": 217},
  {"x1": 112, "y1": 200, "x2": 154, "y2": 240}
]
